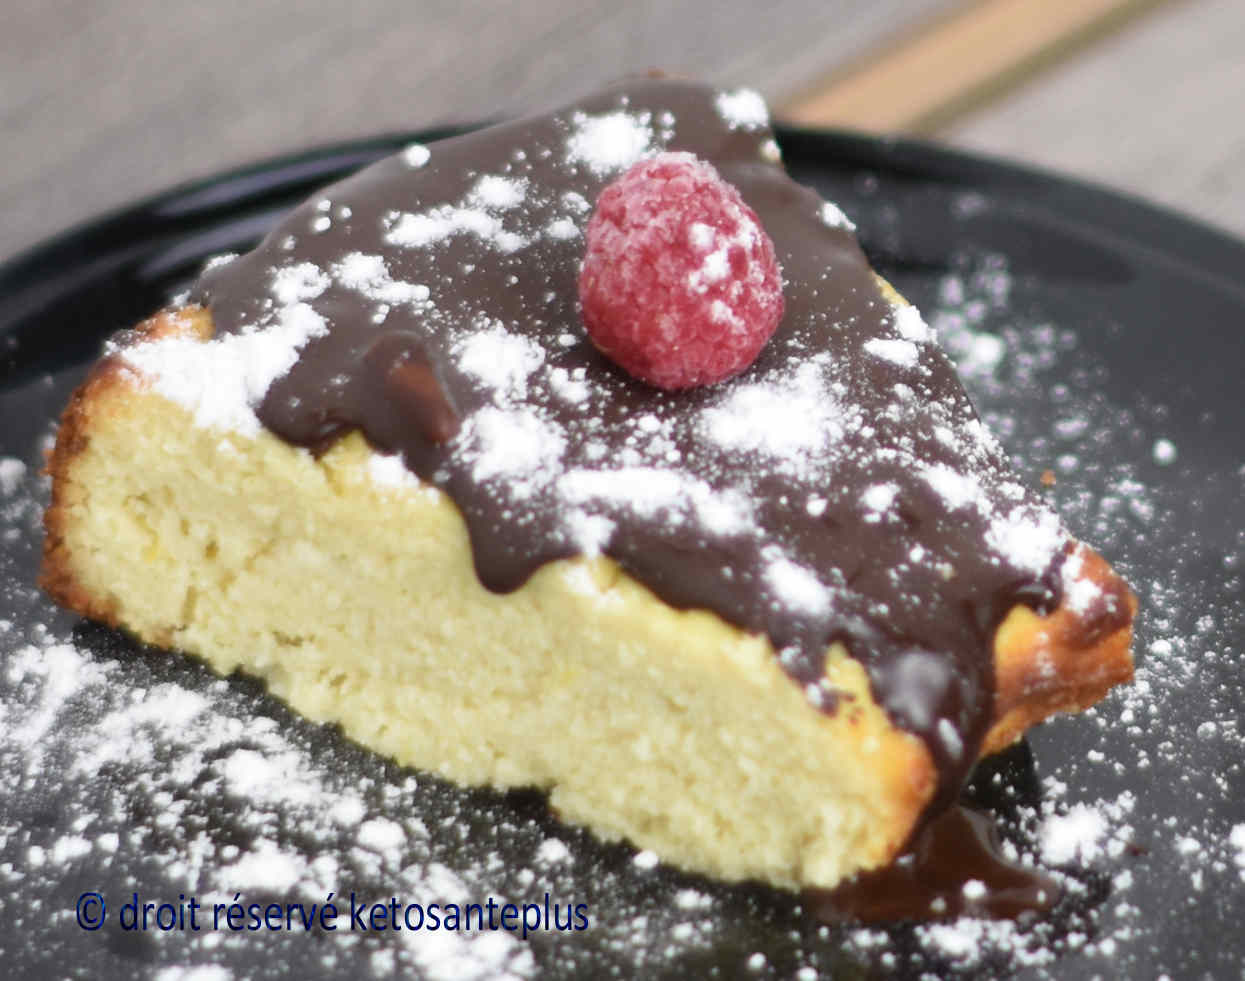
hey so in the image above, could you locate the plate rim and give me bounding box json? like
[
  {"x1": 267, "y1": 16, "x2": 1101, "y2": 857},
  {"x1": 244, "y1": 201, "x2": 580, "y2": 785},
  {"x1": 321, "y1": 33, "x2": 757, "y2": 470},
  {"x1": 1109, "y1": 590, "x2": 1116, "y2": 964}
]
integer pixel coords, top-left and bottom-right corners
[{"x1": 4, "y1": 121, "x2": 1245, "y2": 309}]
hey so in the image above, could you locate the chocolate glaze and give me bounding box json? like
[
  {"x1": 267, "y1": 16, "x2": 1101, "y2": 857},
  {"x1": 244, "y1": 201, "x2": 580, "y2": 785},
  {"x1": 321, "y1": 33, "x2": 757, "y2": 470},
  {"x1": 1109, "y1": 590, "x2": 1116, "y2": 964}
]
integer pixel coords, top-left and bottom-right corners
[
  {"x1": 193, "y1": 78, "x2": 1091, "y2": 805},
  {"x1": 806, "y1": 805, "x2": 1059, "y2": 922}
]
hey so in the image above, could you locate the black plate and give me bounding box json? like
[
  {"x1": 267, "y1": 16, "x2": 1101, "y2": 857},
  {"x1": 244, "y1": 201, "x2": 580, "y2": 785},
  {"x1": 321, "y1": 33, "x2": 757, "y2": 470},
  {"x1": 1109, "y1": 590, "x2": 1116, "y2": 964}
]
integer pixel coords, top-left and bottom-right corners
[{"x1": 1, "y1": 127, "x2": 1242, "y2": 980}]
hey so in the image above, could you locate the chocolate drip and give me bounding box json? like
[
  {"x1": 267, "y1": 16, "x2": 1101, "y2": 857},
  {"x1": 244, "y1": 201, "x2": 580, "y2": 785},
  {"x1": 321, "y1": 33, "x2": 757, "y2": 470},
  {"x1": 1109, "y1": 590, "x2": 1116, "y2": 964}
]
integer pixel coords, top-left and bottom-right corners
[
  {"x1": 806, "y1": 805, "x2": 1059, "y2": 923},
  {"x1": 367, "y1": 335, "x2": 461, "y2": 446},
  {"x1": 194, "y1": 78, "x2": 1070, "y2": 803}
]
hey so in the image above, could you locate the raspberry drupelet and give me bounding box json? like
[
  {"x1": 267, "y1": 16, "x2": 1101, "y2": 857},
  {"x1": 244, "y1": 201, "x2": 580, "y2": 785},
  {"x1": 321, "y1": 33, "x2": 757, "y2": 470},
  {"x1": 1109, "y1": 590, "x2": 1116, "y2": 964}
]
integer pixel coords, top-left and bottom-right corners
[{"x1": 578, "y1": 151, "x2": 784, "y2": 390}]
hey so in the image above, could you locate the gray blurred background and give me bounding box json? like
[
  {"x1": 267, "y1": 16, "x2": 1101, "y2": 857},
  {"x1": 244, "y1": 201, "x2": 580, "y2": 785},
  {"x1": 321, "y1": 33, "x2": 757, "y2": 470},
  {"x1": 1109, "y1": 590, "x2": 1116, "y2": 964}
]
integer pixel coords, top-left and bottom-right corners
[{"x1": 3, "y1": 0, "x2": 1243, "y2": 259}]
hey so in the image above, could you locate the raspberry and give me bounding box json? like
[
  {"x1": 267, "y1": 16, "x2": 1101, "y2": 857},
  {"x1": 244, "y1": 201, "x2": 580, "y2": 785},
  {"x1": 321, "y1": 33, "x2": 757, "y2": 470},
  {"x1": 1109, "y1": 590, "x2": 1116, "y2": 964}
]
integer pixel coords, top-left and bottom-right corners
[{"x1": 577, "y1": 151, "x2": 784, "y2": 390}]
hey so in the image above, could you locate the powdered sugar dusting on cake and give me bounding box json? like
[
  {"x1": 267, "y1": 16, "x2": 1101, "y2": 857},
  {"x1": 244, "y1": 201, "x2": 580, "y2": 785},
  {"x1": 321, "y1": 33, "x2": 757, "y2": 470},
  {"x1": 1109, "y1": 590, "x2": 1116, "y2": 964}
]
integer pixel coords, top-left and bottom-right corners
[
  {"x1": 714, "y1": 88, "x2": 769, "y2": 131},
  {"x1": 561, "y1": 510, "x2": 616, "y2": 556},
  {"x1": 819, "y1": 200, "x2": 856, "y2": 232},
  {"x1": 565, "y1": 109, "x2": 655, "y2": 176},
  {"x1": 454, "y1": 323, "x2": 546, "y2": 402},
  {"x1": 985, "y1": 506, "x2": 1063, "y2": 576},
  {"x1": 893, "y1": 304, "x2": 932, "y2": 343},
  {"x1": 385, "y1": 201, "x2": 529, "y2": 254},
  {"x1": 861, "y1": 483, "x2": 899, "y2": 522},
  {"x1": 864, "y1": 337, "x2": 919, "y2": 367},
  {"x1": 1059, "y1": 547, "x2": 1102, "y2": 614},
  {"x1": 560, "y1": 467, "x2": 753, "y2": 538},
  {"x1": 333, "y1": 252, "x2": 432, "y2": 306},
  {"x1": 458, "y1": 407, "x2": 566, "y2": 498},
  {"x1": 762, "y1": 553, "x2": 831, "y2": 618},
  {"x1": 402, "y1": 143, "x2": 431, "y2": 169},
  {"x1": 700, "y1": 358, "x2": 845, "y2": 462},
  {"x1": 544, "y1": 217, "x2": 579, "y2": 241},
  {"x1": 384, "y1": 175, "x2": 533, "y2": 256},
  {"x1": 120, "y1": 300, "x2": 328, "y2": 437},
  {"x1": 368, "y1": 452, "x2": 429, "y2": 494},
  {"x1": 468, "y1": 175, "x2": 528, "y2": 211},
  {"x1": 921, "y1": 462, "x2": 988, "y2": 512},
  {"x1": 271, "y1": 262, "x2": 330, "y2": 304}
]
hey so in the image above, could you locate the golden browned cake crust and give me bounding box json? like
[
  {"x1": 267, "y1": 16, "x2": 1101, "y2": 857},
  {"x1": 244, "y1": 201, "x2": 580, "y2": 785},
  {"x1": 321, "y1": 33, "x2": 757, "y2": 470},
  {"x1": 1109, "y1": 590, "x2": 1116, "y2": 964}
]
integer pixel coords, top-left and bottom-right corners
[
  {"x1": 986, "y1": 545, "x2": 1135, "y2": 755},
  {"x1": 42, "y1": 309, "x2": 214, "y2": 634}
]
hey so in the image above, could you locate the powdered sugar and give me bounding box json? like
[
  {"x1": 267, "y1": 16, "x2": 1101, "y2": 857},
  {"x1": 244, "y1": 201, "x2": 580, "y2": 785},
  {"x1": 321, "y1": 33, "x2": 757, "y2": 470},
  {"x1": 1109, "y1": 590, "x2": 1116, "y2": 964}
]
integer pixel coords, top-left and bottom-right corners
[
  {"x1": 333, "y1": 252, "x2": 431, "y2": 306},
  {"x1": 1040, "y1": 804, "x2": 1110, "y2": 865},
  {"x1": 386, "y1": 201, "x2": 528, "y2": 254},
  {"x1": 0, "y1": 458, "x2": 26, "y2": 497},
  {"x1": 1231, "y1": 826, "x2": 1245, "y2": 881},
  {"x1": 893, "y1": 304, "x2": 933, "y2": 343},
  {"x1": 762, "y1": 553, "x2": 830, "y2": 618},
  {"x1": 565, "y1": 110, "x2": 655, "y2": 177},
  {"x1": 468, "y1": 175, "x2": 527, "y2": 211},
  {"x1": 0, "y1": 574, "x2": 537, "y2": 977},
  {"x1": 714, "y1": 88, "x2": 769, "y2": 131},
  {"x1": 402, "y1": 144, "x2": 431, "y2": 169},
  {"x1": 458, "y1": 407, "x2": 566, "y2": 497},
  {"x1": 271, "y1": 262, "x2": 330, "y2": 304},
  {"x1": 861, "y1": 482, "x2": 899, "y2": 521},
  {"x1": 864, "y1": 336, "x2": 919, "y2": 367},
  {"x1": 984, "y1": 506, "x2": 1063, "y2": 576},
  {"x1": 1152, "y1": 438, "x2": 1177, "y2": 465},
  {"x1": 1060, "y1": 546, "x2": 1104, "y2": 614},
  {"x1": 921, "y1": 462, "x2": 987, "y2": 512},
  {"x1": 819, "y1": 200, "x2": 856, "y2": 232},
  {"x1": 632, "y1": 850, "x2": 659, "y2": 870},
  {"x1": 156, "y1": 967, "x2": 234, "y2": 981},
  {"x1": 454, "y1": 323, "x2": 546, "y2": 402},
  {"x1": 544, "y1": 217, "x2": 579, "y2": 241},
  {"x1": 357, "y1": 817, "x2": 408, "y2": 856},
  {"x1": 535, "y1": 838, "x2": 572, "y2": 866},
  {"x1": 559, "y1": 467, "x2": 753, "y2": 539},
  {"x1": 367, "y1": 452, "x2": 427, "y2": 493},
  {"x1": 700, "y1": 358, "x2": 844, "y2": 461},
  {"x1": 119, "y1": 276, "x2": 330, "y2": 437}
]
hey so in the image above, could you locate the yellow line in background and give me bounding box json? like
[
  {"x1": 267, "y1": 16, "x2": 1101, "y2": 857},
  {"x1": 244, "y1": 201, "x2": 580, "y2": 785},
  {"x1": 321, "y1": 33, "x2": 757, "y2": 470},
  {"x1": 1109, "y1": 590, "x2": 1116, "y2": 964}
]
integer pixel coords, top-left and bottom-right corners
[{"x1": 781, "y1": 0, "x2": 1176, "y2": 132}]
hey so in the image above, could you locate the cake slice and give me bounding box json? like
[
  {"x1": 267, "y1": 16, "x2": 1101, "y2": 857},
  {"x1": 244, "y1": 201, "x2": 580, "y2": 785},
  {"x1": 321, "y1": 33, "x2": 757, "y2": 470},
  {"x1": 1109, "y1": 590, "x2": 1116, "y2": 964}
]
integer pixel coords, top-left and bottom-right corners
[{"x1": 40, "y1": 78, "x2": 1134, "y2": 892}]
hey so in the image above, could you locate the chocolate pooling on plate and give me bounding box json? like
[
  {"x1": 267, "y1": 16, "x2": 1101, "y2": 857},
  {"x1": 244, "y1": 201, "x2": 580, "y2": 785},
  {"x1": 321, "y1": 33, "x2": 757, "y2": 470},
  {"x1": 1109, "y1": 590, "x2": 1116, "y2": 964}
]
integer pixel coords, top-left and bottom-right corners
[
  {"x1": 810, "y1": 804, "x2": 1060, "y2": 923},
  {"x1": 194, "y1": 78, "x2": 1104, "y2": 803}
]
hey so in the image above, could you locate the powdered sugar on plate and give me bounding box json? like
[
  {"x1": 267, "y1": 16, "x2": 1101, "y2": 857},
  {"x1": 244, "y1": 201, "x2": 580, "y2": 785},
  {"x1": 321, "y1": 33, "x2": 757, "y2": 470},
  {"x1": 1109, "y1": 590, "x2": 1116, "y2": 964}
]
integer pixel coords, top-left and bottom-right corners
[{"x1": 0, "y1": 614, "x2": 533, "y2": 977}]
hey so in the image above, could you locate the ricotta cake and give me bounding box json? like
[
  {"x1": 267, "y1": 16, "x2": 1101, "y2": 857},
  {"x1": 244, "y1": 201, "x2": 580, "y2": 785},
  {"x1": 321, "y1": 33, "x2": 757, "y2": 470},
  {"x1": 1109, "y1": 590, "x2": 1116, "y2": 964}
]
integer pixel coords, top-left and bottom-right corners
[{"x1": 40, "y1": 78, "x2": 1135, "y2": 894}]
